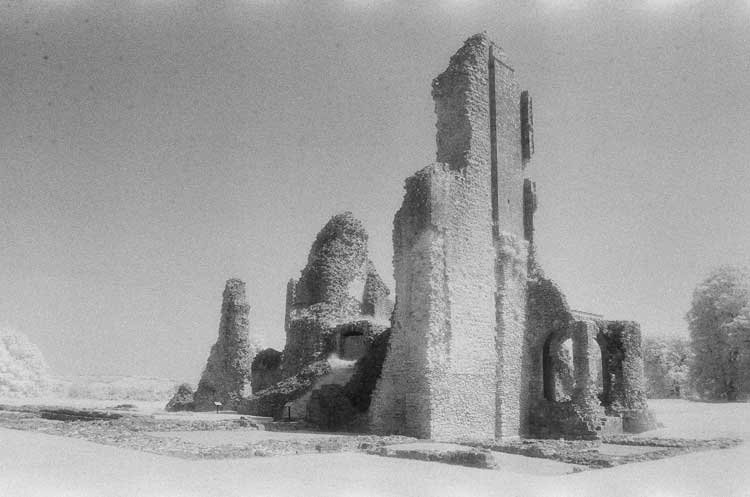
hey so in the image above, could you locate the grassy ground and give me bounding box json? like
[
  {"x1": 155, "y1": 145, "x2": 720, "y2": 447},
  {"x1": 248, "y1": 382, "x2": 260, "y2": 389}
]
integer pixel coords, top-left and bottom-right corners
[{"x1": 0, "y1": 399, "x2": 749, "y2": 496}]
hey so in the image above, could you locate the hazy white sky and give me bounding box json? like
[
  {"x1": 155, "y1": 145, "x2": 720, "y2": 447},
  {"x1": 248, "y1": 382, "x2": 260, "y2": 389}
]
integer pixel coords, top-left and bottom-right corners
[{"x1": 2, "y1": 0, "x2": 749, "y2": 381}]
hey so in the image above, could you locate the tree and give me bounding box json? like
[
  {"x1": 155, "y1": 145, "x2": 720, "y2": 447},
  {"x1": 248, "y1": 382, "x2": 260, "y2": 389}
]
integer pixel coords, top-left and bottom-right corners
[
  {"x1": 723, "y1": 304, "x2": 750, "y2": 396},
  {"x1": 643, "y1": 335, "x2": 691, "y2": 398},
  {"x1": 687, "y1": 265, "x2": 750, "y2": 400}
]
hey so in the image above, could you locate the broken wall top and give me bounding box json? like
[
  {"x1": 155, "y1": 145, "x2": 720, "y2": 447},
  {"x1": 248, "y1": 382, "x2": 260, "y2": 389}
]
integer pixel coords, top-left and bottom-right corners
[
  {"x1": 429, "y1": 33, "x2": 528, "y2": 238},
  {"x1": 293, "y1": 212, "x2": 391, "y2": 318}
]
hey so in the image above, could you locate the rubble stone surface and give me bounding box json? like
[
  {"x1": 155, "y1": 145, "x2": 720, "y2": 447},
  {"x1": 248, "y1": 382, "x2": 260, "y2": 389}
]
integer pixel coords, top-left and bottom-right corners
[{"x1": 165, "y1": 383, "x2": 195, "y2": 412}]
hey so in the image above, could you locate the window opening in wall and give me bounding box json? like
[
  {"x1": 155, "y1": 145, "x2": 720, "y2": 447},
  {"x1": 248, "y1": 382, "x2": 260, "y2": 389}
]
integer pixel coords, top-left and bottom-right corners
[{"x1": 336, "y1": 326, "x2": 366, "y2": 361}]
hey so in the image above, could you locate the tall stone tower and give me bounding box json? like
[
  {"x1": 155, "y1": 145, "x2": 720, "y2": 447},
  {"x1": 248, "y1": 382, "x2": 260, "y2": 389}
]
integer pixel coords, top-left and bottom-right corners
[{"x1": 370, "y1": 33, "x2": 533, "y2": 441}]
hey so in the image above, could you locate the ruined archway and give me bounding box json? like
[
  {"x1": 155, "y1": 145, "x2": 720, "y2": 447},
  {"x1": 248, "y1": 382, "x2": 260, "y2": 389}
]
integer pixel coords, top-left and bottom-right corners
[
  {"x1": 526, "y1": 284, "x2": 610, "y2": 439},
  {"x1": 542, "y1": 335, "x2": 574, "y2": 402}
]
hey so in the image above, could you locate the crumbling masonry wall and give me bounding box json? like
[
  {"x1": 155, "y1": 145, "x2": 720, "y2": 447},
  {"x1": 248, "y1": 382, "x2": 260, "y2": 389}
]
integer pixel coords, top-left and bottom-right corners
[
  {"x1": 239, "y1": 33, "x2": 654, "y2": 441},
  {"x1": 193, "y1": 279, "x2": 259, "y2": 411},
  {"x1": 282, "y1": 213, "x2": 392, "y2": 378},
  {"x1": 597, "y1": 321, "x2": 656, "y2": 432},
  {"x1": 370, "y1": 34, "x2": 528, "y2": 441},
  {"x1": 495, "y1": 233, "x2": 528, "y2": 438},
  {"x1": 526, "y1": 276, "x2": 574, "y2": 403},
  {"x1": 525, "y1": 277, "x2": 610, "y2": 439},
  {"x1": 251, "y1": 348, "x2": 283, "y2": 393}
]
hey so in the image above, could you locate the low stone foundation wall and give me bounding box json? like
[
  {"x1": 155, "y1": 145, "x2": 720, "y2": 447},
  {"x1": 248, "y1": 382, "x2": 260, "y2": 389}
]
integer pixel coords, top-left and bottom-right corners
[
  {"x1": 370, "y1": 443, "x2": 497, "y2": 469},
  {"x1": 528, "y1": 400, "x2": 610, "y2": 440},
  {"x1": 618, "y1": 408, "x2": 659, "y2": 433}
]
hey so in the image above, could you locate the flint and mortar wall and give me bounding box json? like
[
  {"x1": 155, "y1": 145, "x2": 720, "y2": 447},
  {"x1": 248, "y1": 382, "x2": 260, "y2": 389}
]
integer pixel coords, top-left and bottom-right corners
[
  {"x1": 490, "y1": 46, "x2": 524, "y2": 236},
  {"x1": 193, "y1": 279, "x2": 258, "y2": 410},
  {"x1": 495, "y1": 233, "x2": 528, "y2": 438},
  {"x1": 371, "y1": 34, "x2": 528, "y2": 441},
  {"x1": 251, "y1": 348, "x2": 283, "y2": 393},
  {"x1": 361, "y1": 264, "x2": 393, "y2": 320},
  {"x1": 370, "y1": 164, "x2": 462, "y2": 439},
  {"x1": 282, "y1": 213, "x2": 391, "y2": 378},
  {"x1": 294, "y1": 213, "x2": 369, "y2": 307},
  {"x1": 596, "y1": 320, "x2": 656, "y2": 432},
  {"x1": 284, "y1": 279, "x2": 296, "y2": 334},
  {"x1": 596, "y1": 320, "x2": 647, "y2": 411},
  {"x1": 525, "y1": 276, "x2": 574, "y2": 405},
  {"x1": 490, "y1": 40, "x2": 528, "y2": 440},
  {"x1": 572, "y1": 321, "x2": 602, "y2": 405}
]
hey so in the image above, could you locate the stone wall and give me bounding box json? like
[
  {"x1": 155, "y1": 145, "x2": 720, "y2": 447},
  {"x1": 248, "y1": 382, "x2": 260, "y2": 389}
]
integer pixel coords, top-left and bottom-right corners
[
  {"x1": 361, "y1": 264, "x2": 393, "y2": 320},
  {"x1": 525, "y1": 276, "x2": 574, "y2": 404},
  {"x1": 551, "y1": 345, "x2": 575, "y2": 402},
  {"x1": 596, "y1": 320, "x2": 656, "y2": 432},
  {"x1": 238, "y1": 360, "x2": 331, "y2": 419},
  {"x1": 344, "y1": 328, "x2": 391, "y2": 412},
  {"x1": 331, "y1": 321, "x2": 387, "y2": 361},
  {"x1": 526, "y1": 320, "x2": 610, "y2": 439},
  {"x1": 525, "y1": 279, "x2": 654, "y2": 436},
  {"x1": 370, "y1": 164, "x2": 459, "y2": 439},
  {"x1": 528, "y1": 401, "x2": 601, "y2": 440},
  {"x1": 523, "y1": 178, "x2": 540, "y2": 275},
  {"x1": 571, "y1": 321, "x2": 603, "y2": 411},
  {"x1": 371, "y1": 33, "x2": 528, "y2": 441},
  {"x1": 596, "y1": 321, "x2": 646, "y2": 410},
  {"x1": 251, "y1": 348, "x2": 283, "y2": 393},
  {"x1": 495, "y1": 233, "x2": 528, "y2": 438},
  {"x1": 284, "y1": 279, "x2": 296, "y2": 335},
  {"x1": 489, "y1": 44, "x2": 525, "y2": 236},
  {"x1": 193, "y1": 279, "x2": 259, "y2": 411},
  {"x1": 282, "y1": 309, "x2": 337, "y2": 377},
  {"x1": 282, "y1": 213, "x2": 391, "y2": 378},
  {"x1": 165, "y1": 383, "x2": 195, "y2": 412},
  {"x1": 294, "y1": 212, "x2": 368, "y2": 307}
]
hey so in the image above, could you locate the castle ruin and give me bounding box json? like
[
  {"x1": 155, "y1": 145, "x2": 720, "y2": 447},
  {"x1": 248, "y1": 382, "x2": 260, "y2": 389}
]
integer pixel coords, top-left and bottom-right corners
[
  {"x1": 369, "y1": 33, "x2": 653, "y2": 440},
  {"x1": 175, "y1": 33, "x2": 654, "y2": 441}
]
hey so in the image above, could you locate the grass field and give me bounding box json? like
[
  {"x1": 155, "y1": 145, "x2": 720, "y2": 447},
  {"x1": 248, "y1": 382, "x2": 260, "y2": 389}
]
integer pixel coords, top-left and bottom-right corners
[{"x1": 0, "y1": 399, "x2": 748, "y2": 497}]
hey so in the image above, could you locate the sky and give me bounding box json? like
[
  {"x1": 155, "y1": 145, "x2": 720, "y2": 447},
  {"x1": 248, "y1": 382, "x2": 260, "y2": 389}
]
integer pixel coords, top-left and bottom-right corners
[{"x1": 2, "y1": 0, "x2": 750, "y2": 382}]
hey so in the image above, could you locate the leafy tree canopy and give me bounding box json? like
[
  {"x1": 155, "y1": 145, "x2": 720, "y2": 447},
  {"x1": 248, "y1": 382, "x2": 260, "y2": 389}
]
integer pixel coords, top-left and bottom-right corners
[{"x1": 687, "y1": 265, "x2": 750, "y2": 400}]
